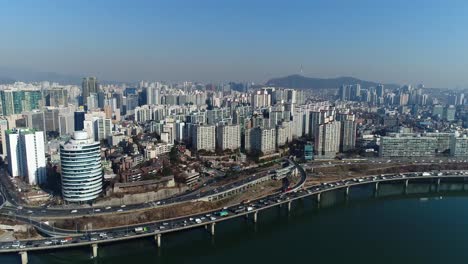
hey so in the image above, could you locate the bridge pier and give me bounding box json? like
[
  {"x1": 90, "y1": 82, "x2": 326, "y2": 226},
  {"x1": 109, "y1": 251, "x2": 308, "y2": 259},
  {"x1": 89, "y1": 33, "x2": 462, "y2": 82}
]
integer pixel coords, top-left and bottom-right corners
[
  {"x1": 404, "y1": 179, "x2": 409, "y2": 194},
  {"x1": 91, "y1": 244, "x2": 98, "y2": 258},
  {"x1": 253, "y1": 211, "x2": 258, "y2": 223},
  {"x1": 155, "y1": 233, "x2": 161, "y2": 247},
  {"x1": 210, "y1": 223, "x2": 215, "y2": 236},
  {"x1": 436, "y1": 178, "x2": 441, "y2": 192},
  {"x1": 19, "y1": 251, "x2": 28, "y2": 264},
  {"x1": 374, "y1": 182, "x2": 379, "y2": 197},
  {"x1": 345, "y1": 186, "x2": 350, "y2": 197},
  {"x1": 287, "y1": 201, "x2": 292, "y2": 212}
]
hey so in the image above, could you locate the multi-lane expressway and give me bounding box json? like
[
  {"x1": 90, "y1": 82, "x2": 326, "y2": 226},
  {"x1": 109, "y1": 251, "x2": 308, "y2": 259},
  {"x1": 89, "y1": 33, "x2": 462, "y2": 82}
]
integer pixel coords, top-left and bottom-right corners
[
  {"x1": 2, "y1": 157, "x2": 460, "y2": 218},
  {"x1": 0, "y1": 162, "x2": 291, "y2": 219},
  {"x1": 1, "y1": 166, "x2": 468, "y2": 264}
]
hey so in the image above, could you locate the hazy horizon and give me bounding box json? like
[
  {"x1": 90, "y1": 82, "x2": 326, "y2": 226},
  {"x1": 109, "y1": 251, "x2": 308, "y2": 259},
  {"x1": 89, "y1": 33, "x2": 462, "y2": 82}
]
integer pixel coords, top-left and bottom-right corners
[{"x1": 2, "y1": 0, "x2": 468, "y2": 88}]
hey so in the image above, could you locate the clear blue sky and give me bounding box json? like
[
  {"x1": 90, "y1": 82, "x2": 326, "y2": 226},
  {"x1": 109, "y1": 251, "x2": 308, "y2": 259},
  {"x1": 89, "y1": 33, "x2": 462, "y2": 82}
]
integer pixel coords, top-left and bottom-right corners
[{"x1": 1, "y1": 0, "x2": 468, "y2": 87}]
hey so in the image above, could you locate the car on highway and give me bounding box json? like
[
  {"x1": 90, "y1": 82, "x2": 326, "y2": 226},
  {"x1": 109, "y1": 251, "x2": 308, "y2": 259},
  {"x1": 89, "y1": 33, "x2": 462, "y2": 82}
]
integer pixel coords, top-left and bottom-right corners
[
  {"x1": 11, "y1": 241, "x2": 20, "y2": 248},
  {"x1": 60, "y1": 238, "x2": 72, "y2": 244}
]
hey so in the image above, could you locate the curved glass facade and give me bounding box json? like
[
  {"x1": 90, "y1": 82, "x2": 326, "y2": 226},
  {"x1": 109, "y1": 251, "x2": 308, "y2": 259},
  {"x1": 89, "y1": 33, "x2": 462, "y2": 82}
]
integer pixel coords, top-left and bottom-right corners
[{"x1": 60, "y1": 131, "x2": 103, "y2": 203}]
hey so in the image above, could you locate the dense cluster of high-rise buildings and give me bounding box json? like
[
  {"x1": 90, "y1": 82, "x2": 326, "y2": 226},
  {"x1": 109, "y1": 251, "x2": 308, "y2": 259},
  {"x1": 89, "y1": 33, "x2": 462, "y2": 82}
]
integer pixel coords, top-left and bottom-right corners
[
  {"x1": 0, "y1": 78, "x2": 358, "y2": 203},
  {"x1": 338, "y1": 84, "x2": 432, "y2": 106},
  {"x1": 2, "y1": 76, "x2": 468, "y2": 203}
]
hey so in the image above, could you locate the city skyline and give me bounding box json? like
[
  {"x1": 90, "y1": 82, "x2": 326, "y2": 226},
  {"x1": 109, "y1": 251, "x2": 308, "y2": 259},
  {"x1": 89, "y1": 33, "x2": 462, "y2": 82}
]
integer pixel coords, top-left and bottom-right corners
[{"x1": 2, "y1": 0, "x2": 468, "y2": 88}]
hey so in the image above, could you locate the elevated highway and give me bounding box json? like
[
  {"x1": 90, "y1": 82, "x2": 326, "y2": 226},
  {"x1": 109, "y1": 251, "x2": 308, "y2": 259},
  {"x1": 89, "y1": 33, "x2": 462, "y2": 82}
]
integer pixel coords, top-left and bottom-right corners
[{"x1": 0, "y1": 162, "x2": 292, "y2": 219}]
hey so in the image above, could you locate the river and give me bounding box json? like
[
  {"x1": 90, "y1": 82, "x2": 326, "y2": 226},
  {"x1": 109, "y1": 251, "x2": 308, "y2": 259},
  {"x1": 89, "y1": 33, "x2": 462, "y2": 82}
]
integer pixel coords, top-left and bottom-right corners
[{"x1": 2, "y1": 180, "x2": 468, "y2": 263}]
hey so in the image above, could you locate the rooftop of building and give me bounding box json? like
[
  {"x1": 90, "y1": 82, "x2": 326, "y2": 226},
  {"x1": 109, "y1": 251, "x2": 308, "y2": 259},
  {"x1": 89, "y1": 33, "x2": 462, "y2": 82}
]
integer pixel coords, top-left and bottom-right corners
[{"x1": 5, "y1": 128, "x2": 39, "y2": 134}]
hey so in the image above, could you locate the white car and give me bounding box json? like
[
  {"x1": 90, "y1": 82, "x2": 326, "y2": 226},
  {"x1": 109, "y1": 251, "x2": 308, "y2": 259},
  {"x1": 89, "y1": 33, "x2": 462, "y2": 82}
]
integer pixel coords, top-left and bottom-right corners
[{"x1": 70, "y1": 210, "x2": 77, "y2": 214}]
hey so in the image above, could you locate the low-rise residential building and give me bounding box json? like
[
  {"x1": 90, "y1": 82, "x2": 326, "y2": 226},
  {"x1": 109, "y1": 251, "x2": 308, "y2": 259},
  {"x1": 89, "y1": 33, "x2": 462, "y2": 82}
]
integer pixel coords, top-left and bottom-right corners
[
  {"x1": 182, "y1": 170, "x2": 200, "y2": 186},
  {"x1": 144, "y1": 143, "x2": 173, "y2": 159}
]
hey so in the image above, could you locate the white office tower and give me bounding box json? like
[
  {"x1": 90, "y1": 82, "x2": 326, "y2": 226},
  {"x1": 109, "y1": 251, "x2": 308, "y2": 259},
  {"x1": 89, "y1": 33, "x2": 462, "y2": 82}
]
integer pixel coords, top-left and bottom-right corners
[
  {"x1": 60, "y1": 131, "x2": 103, "y2": 203},
  {"x1": 6, "y1": 129, "x2": 46, "y2": 185},
  {"x1": 216, "y1": 124, "x2": 241, "y2": 151}
]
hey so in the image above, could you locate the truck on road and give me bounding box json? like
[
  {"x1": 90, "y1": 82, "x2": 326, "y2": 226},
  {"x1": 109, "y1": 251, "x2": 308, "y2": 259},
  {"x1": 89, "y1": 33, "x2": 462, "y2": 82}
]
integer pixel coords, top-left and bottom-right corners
[{"x1": 134, "y1": 227, "x2": 148, "y2": 233}]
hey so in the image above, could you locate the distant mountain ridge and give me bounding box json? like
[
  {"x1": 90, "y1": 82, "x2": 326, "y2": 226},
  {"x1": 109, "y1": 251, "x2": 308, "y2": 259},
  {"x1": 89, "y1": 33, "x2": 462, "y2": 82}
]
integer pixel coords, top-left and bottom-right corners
[
  {"x1": 0, "y1": 67, "x2": 82, "y2": 85},
  {"x1": 266, "y1": 74, "x2": 399, "y2": 90}
]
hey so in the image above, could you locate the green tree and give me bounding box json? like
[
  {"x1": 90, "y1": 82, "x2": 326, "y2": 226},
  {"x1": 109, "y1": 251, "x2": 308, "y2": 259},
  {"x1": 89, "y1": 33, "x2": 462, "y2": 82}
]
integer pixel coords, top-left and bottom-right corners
[{"x1": 169, "y1": 146, "x2": 179, "y2": 164}]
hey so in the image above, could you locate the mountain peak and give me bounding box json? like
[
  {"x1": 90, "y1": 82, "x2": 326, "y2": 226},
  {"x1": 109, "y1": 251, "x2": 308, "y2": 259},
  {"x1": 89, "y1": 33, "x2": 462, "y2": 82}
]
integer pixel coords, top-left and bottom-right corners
[{"x1": 266, "y1": 75, "x2": 398, "y2": 90}]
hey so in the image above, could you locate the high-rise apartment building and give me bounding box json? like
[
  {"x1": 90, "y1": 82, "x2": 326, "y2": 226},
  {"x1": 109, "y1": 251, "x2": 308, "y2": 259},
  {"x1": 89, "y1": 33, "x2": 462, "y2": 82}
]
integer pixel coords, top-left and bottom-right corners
[
  {"x1": 314, "y1": 121, "x2": 341, "y2": 158},
  {"x1": 192, "y1": 124, "x2": 216, "y2": 151},
  {"x1": 0, "y1": 90, "x2": 42, "y2": 115},
  {"x1": 216, "y1": 124, "x2": 241, "y2": 151},
  {"x1": 336, "y1": 113, "x2": 357, "y2": 152},
  {"x1": 379, "y1": 134, "x2": 437, "y2": 157},
  {"x1": 93, "y1": 118, "x2": 112, "y2": 141},
  {"x1": 44, "y1": 88, "x2": 68, "y2": 107},
  {"x1": 0, "y1": 118, "x2": 8, "y2": 157},
  {"x1": 246, "y1": 127, "x2": 276, "y2": 155},
  {"x1": 58, "y1": 111, "x2": 75, "y2": 136},
  {"x1": 251, "y1": 90, "x2": 271, "y2": 108},
  {"x1": 450, "y1": 134, "x2": 468, "y2": 157},
  {"x1": 81, "y1": 77, "x2": 99, "y2": 106},
  {"x1": 6, "y1": 128, "x2": 46, "y2": 185}
]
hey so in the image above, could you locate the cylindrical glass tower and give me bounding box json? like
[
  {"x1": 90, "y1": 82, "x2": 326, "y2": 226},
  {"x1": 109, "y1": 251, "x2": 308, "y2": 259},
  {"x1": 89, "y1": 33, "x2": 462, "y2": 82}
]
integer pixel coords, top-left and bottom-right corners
[{"x1": 60, "y1": 131, "x2": 102, "y2": 203}]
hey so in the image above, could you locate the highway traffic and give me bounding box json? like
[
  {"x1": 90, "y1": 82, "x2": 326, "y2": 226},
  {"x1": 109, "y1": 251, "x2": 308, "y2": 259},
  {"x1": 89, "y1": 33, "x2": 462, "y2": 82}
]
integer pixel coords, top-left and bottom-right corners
[{"x1": 0, "y1": 164, "x2": 282, "y2": 219}]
